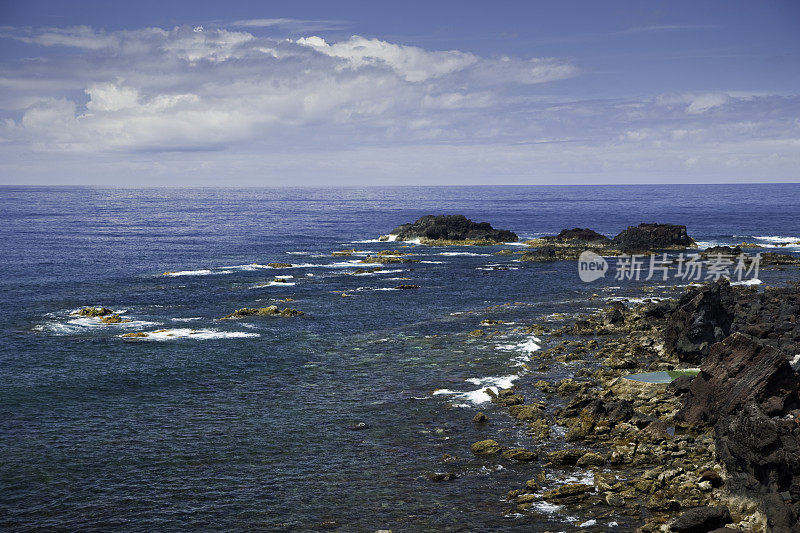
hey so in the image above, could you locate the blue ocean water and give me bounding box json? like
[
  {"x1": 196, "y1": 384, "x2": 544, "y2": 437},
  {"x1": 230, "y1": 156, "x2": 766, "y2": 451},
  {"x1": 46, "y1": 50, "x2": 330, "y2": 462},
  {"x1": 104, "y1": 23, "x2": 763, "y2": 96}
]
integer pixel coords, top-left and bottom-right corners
[{"x1": 1, "y1": 184, "x2": 799, "y2": 532}]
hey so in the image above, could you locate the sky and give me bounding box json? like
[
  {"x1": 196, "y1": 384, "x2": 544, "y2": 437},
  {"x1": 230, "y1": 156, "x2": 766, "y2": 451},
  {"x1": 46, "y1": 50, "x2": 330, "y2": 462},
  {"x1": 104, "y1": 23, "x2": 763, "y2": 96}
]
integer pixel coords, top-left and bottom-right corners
[{"x1": 1, "y1": 0, "x2": 799, "y2": 186}]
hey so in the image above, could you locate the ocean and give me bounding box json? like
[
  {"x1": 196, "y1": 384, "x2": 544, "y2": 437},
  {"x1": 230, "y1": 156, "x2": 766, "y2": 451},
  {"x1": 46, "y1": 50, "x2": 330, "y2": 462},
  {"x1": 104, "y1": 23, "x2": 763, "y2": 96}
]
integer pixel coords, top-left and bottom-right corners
[{"x1": 2, "y1": 184, "x2": 800, "y2": 532}]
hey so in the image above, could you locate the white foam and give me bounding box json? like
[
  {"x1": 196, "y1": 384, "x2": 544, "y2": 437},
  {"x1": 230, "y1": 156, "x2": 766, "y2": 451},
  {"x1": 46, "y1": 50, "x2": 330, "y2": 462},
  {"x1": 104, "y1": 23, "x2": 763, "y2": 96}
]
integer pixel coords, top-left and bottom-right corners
[
  {"x1": 353, "y1": 268, "x2": 405, "y2": 276},
  {"x1": 753, "y1": 235, "x2": 800, "y2": 244},
  {"x1": 252, "y1": 281, "x2": 296, "y2": 288},
  {"x1": 36, "y1": 315, "x2": 159, "y2": 335},
  {"x1": 434, "y1": 374, "x2": 520, "y2": 405},
  {"x1": 439, "y1": 252, "x2": 491, "y2": 256},
  {"x1": 171, "y1": 317, "x2": 202, "y2": 322},
  {"x1": 579, "y1": 520, "x2": 597, "y2": 528},
  {"x1": 274, "y1": 275, "x2": 294, "y2": 279},
  {"x1": 732, "y1": 278, "x2": 761, "y2": 286},
  {"x1": 163, "y1": 269, "x2": 215, "y2": 276},
  {"x1": 527, "y1": 501, "x2": 562, "y2": 515},
  {"x1": 221, "y1": 263, "x2": 274, "y2": 271},
  {"x1": 420, "y1": 260, "x2": 445, "y2": 264},
  {"x1": 121, "y1": 328, "x2": 259, "y2": 340},
  {"x1": 286, "y1": 251, "x2": 310, "y2": 255}
]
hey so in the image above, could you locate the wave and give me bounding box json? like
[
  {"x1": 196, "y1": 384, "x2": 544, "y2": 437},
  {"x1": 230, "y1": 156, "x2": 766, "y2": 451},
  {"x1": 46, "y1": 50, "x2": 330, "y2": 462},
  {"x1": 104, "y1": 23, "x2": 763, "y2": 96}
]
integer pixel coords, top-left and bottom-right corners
[
  {"x1": 34, "y1": 315, "x2": 159, "y2": 335},
  {"x1": 162, "y1": 269, "x2": 216, "y2": 277},
  {"x1": 121, "y1": 328, "x2": 260, "y2": 341},
  {"x1": 439, "y1": 252, "x2": 491, "y2": 257},
  {"x1": 433, "y1": 374, "x2": 520, "y2": 406},
  {"x1": 731, "y1": 278, "x2": 762, "y2": 286},
  {"x1": 752, "y1": 235, "x2": 800, "y2": 244}
]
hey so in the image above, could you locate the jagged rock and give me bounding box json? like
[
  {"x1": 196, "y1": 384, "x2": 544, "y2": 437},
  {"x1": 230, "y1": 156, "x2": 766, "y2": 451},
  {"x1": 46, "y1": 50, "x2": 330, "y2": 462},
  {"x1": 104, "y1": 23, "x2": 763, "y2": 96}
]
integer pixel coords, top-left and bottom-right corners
[
  {"x1": 471, "y1": 439, "x2": 502, "y2": 455},
  {"x1": 611, "y1": 223, "x2": 696, "y2": 250},
  {"x1": 472, "y1": 412, "x2": 487, "y2": 424},
  {"x1": 220, "y1": 306, "x2": 304, "y2": 319},
  {"x1": 388, "y1": 215, "x2": 517, "y2": 243},
  {"x1": 714, "y1": 404, "x2": 800, "y2": 530},
  {"x1": 668, "y1": 506, "x2": 731, "y2": 533},
  {"x1": 267, "y1": 263, "x2": 292, "y2": 268},
  {"x1": 676, "y1": 333, "x2": 800, "y2": 426},
  {"x1": 663, "y1": 280, "x2": 736, "y2": 364},
  {"x1": 394, "y1": 284, "x2": 420, "y2": 290},
  {"x1": 121, "y1": 332, "x2": 147, "y2": 338},
  {"x1": 78, "y1": 307, "x2": 113, "y2": 317}
]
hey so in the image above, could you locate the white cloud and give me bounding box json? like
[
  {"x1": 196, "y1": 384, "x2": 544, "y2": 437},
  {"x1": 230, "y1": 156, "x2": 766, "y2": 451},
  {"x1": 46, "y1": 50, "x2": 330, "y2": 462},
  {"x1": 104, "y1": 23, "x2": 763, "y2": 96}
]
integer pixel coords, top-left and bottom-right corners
[
  {"x1": 0, "y1": 23, "x2": 797, "y2": 183},
  {"x1": 296, "y1": 35, "x2": 479, "y2": 82}
]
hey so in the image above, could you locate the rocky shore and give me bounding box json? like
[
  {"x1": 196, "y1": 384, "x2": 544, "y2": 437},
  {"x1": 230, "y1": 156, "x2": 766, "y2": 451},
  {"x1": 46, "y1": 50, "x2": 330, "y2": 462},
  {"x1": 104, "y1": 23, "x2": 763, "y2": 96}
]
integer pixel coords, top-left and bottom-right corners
[{"x1": 443, "y1": 279, "x2": 800, "y2": 532}]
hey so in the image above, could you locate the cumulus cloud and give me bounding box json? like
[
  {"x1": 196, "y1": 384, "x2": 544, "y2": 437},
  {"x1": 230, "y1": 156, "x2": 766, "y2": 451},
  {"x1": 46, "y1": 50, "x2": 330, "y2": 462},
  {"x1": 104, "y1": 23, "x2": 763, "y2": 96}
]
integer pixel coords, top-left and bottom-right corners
[
  {"x1": 0, "y1": 23, "x2": 798, "y2": 184},
  {"x1": 0, "y1": 25, "x2": 579, "y2": 153}
]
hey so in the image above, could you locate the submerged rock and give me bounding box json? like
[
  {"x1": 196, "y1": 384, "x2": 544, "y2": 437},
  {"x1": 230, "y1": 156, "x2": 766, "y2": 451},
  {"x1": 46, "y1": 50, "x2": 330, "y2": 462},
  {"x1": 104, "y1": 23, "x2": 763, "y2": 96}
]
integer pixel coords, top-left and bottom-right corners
[
  {"x1": 267, "y1": 262, "x2": 293, "y2": 268},
  {"x1": 394, "y1": 285, "x2": 420, "y2": 290},
  {"x1": 121, "y1": 332, "x2": 147, "y2": 338},
  {"x1": 386, "y1": 215, "x2": 518, "y2": 243},
  {"x1": 100, "y1": 314, "x2": 130, "y2": 324}
]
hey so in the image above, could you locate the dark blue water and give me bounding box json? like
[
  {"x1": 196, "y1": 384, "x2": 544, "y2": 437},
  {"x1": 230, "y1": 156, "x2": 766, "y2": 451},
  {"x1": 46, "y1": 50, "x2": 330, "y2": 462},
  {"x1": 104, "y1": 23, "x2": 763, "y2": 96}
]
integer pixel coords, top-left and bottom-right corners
[{"x1": 1, "y1": 185, "x2": 799, "y2": 532}]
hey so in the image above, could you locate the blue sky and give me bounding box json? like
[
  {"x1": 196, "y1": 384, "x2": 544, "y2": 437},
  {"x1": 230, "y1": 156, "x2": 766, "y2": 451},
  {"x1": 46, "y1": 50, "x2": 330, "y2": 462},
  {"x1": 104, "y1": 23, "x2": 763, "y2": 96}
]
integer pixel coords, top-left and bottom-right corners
[{"x1": 1, "y1": 0, "x2": 799, "y2": 185}]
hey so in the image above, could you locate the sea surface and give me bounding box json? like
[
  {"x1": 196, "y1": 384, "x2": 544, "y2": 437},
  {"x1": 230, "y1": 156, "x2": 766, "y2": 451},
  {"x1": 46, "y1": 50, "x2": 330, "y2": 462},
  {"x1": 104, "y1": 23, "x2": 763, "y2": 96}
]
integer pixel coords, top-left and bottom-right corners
[{"x1": 2, "y1": 184, "x2": 800, "y2": 532}]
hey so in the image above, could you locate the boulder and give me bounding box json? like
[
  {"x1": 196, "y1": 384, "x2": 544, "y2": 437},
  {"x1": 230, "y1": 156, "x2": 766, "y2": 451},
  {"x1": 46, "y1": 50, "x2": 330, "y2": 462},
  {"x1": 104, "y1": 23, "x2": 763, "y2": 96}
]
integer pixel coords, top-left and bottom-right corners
[
  {"x1": 501, "y1": 448, "x2": 538, "y2": 462},
  {"x1": 472, "y1": 412, "x2": 487, "y2": 424},
  {"x1": 471, "y1": 439, "x2": 502, "y2": 455},
  {"x1": 267, "y1": 263, "x2": 293, "y2": 268},
  {"x1": 542, "y1": 483, "x2": 593, "y2": 504},
  {"x1": 547, "y1": 449, "x2": 587, "y2": 465},
  {"x1": 663, "y1": 280, "x2": 736, "y2": 364},
  {"x1": 668, "y1": 506, "x2": 732, "y2": 533},
  {"x1": 612, "y1": 223, "x2": 695, "y2": 250},
  {"x1": 388, "y1": 215, "x2": 517, "y2": 243},
  {"x1": 676, "y1": 333, "x2": 800, "y2": 426}
]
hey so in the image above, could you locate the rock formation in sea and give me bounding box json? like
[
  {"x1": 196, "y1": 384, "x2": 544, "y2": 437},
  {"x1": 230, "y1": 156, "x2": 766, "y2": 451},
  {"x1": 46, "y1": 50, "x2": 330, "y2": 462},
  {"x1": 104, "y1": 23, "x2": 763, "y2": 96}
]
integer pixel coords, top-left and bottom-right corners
[
  {"x1": 611, "y1": 223, "x2": 696, "y2": 250},
  {"x1": 385, "y1": 215, "x2": 518, "y2": 244}
]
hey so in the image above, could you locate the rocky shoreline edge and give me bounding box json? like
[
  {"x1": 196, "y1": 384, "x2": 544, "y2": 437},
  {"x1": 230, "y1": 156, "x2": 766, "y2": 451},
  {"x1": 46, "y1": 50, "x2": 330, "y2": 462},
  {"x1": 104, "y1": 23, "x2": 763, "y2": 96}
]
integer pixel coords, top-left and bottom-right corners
[{"x1": 435, "y1": 279, "x2": 800, "y2": 532}]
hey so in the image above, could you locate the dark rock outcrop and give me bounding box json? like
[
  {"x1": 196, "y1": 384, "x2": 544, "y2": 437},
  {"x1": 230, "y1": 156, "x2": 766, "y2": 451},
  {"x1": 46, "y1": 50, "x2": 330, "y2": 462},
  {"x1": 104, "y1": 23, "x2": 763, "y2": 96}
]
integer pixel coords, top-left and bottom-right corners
[
  {"x1": 663, "y1": 280, "x2": 736, "y2": 364},
  {"x1": 542, "y1": 228, "x2": 612, "y2": 245},
  {"x1": 676, "y1": 333, "x2": 800, "y2": 427},
  {"x1": 612, "y1": 223, "x2": 696, "y2": 250},
  {"x1": 715, "y1": 405, "x2": 800, "y2": 532},
  {"x1": 668, "y1": 506, "x2": 732, "y2": 533},
  {"x1": 388, "y1": 215, "x2": 517, "y2": 243}
]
